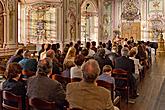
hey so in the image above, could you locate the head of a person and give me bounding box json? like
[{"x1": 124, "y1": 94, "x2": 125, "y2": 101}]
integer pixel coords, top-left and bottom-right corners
[
  {"x1": 51, "y1": 44, "x2": 57, "y2": 51},
  {"x1": 56, "y1": 43, "x2": 60, "y2": 49},
  {"x1": 121, "y1": 47, "x2": 129, "y2": 57},
  {"x1": 129, "y1": 49, "x2": 137, "y2": 57},
  {"x1": 81, "y1": 48, "x2": 89, "y2": 57},
  {"x1": 77, "y1": 40, "x2": 81, "y2": 46},
  {"x1": 66, "y1": 47, "x2": 76, "y2": 58},
  {"x1": 23, "y1": 50, "x2": 31, "y2": 58},
  {"x1": 125, "y1": 38, "x2": 128, "y2": 41},
  {"x1": 5, "y1": 63, "x2": 22, "y2": 80},
  {"x1": 65, "y1": 61, "x2": 75, "y2": 69},
  {"x1": 103, "y1": 65, "x2": 112, "y2": 75},
  {"x1": 86, "y1": 42, "x2": 91, "y2": 49},
  {"x1": 97, "y1": 48, "x2": 105, "y2": 57},
  {"x1": 41, "y1": 44, "x2": 45, "y2": 50},
  {"x1": 69, "y1": 42, "x2": 73, "y2": 47},
  {"x1": 74, "y1": 54, "x2": 85, "y2": 66},
  {"x1": 37, "y1": 58, "x2": 52, "y2": 76},
  {"x1": 46, "y1": 49, "x2": 55, "y2": 59},
  {"x1": 102, "y1": 43, "x2": 106, "y2": 48},
  {"x1": 91, "y1": 41, "x2": 96, "y2": 47},
  {"x1": 81, "y1": 59, "x2": 100, "y2": 83},
  {"x1": 99, "y1": 42, "x2": 102, "y2": 46},
  {"x1": 15, "y1": 48, "x2": 24, "y2": 56},
  {"x1": 111, "y1": 46, "x2": 118, "y2": 53},
  {"x1": 44, "y1": 44, "x2": 51, "y2": 51}
]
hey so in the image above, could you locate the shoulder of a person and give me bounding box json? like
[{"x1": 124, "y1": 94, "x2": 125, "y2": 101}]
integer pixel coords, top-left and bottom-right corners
[
  {"x1": 66, "y1": 82, "x2": 79, "y2": 89},
  {"x1": 97, "y1": 86, "x2": 111, "y2": 96}
]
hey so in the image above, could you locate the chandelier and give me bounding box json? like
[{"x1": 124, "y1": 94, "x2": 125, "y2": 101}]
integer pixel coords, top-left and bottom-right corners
[{"x1": 121, "y1": 0, "x2": 140, "y2": 21}]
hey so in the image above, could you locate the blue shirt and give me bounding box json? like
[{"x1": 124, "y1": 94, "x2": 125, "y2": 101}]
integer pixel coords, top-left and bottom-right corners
[{"x1": 97, "y1": 73, "x2": 115, "y2": 86}]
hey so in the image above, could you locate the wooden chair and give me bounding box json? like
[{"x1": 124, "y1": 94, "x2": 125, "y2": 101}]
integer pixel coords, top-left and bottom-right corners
[
  {"x1": 96, "y1": 80, "x2": 120, "y2": 108},
  {"x1": 71, "y1": 78, "x2": 82, "y2": 82},
  {"x1": 112, "y1": 69, "x2": 129, "y2": 103},
  {"x1": 2, "y1": 91, "x2": 28, "y2": 110},
  {"x1": 29, "y1": 98, "x2": 56, "y2": 110},
  {"x1": 0, "y1": 90, "x2": 3, "y2": 110},
  {"x1": 54, "y1": 74, "x2": 71, "y2": 90}
]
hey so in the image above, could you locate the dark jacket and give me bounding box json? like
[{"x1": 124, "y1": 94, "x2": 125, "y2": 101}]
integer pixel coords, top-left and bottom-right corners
[
  {"x1": 7, "y1": 55, "x2": 23, "y2": 64},
  {"x1": 2, "y1": 79, "x2": 26, "y2": 109},
  {"x1": 94, "y1": 54, "x2": 114, "y2": 73},
  {"x1": 114, "y1": 56, "x2": 135, "y2": 75},
  {"x1": 27, "y1": 75, "x2": 66, "y2": 110}
]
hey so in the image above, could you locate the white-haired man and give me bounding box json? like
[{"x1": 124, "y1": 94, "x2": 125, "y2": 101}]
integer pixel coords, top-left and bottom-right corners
[{"x1": 66, "y1": 59, "x2": 118, "y2": 110}]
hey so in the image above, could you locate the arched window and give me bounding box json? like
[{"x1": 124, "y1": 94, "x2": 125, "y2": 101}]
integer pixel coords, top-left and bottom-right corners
[{"x1": 81, "y1": 0, "x2": 98, "y2": 45}]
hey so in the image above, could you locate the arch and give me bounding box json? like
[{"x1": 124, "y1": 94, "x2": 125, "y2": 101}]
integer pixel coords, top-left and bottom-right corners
[
  {"x1": 81, "y1": 0, "x2": 98, "y2": 12},
  {"x1": 0, "y1": 0, "x2": 6, "y2": 13}
]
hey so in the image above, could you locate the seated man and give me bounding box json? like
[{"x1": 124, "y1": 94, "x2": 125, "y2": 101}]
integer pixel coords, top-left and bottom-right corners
[
  {"x1": 114, "y1": 47, "x2": 138, "y2": 99},
  {"x1": 27, "y1": 58, "x2": 66, "y2": 110},
  {"x1": 94, "y1": 48, "x2": 114, "y2": 74},
  {"x1": 66, "y1": 59, "x2": 118, "y2": 110}
]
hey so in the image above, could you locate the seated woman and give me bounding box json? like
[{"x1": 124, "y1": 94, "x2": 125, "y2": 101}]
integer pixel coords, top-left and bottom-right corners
[
  {"x1": 70, "y1": 54, "x2": 85, "y2": 79},
  {"x1": 62, "y1": 61, "x2": 74, "y2": 78},
  {"x1": 7, "y1": 48, "x2": 24, "y2": 64},
  {"x1": 1, "y1": 63, "x2": 26, "y2": 109}
]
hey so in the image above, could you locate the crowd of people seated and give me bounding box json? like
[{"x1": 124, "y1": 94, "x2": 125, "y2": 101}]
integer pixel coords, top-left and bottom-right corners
[{"x1": 0, "y1": 37, "x2": 152, "y2": 110}]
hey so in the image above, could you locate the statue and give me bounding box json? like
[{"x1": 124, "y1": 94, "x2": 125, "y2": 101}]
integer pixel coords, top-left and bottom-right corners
[{"x1": 158, "y1": 32, "x2": 164, "y2": 51}]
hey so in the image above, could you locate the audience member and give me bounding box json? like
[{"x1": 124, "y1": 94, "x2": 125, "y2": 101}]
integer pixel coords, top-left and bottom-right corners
[
  {"x1": 108, "y1": 46, "x2": 119, "y2": 65},
  {"x1": 97, "y1": 65, "x2": 115, "y2": 89},
  {"x1": 63, "y1": 47, "x2": 76, "y2": 69},
  {"x1": 66, "y1": 59, "x2": 118, "y2": 110},
  {"x1": 19, "y1": 50, "x2": 37, "y2": 78},
  {"x1": 70, "y1": 54, "x2": 85, "y2": 79},
  {"x1": 86, "y1": 42, "x2": 95, "y2": 57},
  {"x1": 91, "y1": 41, "x2": 97, "y2": 53},
  {"x1": 46, "y1": 49, "x2": 60, "y2": 75},
  {"x1": 102, "y1": 43, "x2": 111, "y2": 55},
  {"x1": 38, "y1": 44, "x2": 45, "y2": 61},
  {"x1": 94, "y1": 48, "x2": 113, "y2": 73},
  {"x1": 62, "y1": 61, "x2": 74, "y2": 77},
  {"x1": 40, "y1": 43, "x2": 51, "y2": 60},
  {"x1": 114, "y1": 47, "x2": 138, "y2": 99},
  {"x1": 129, "y1": 49, "x2": 142, "y2": 80},
  {"x1": 27, "y1": 58, "x2": 66, "y2": 109},
  {"x1": 1, "y1": 63, "x2": 26, "y2": 109},
  {"x1": 7, "y1": 48, "x2": 24, "y2": 64}
]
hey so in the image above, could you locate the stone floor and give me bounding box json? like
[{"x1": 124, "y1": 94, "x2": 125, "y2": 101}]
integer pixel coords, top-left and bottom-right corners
[{"x1": 121, "y1": 53, "x2": 165, "y2": 110}]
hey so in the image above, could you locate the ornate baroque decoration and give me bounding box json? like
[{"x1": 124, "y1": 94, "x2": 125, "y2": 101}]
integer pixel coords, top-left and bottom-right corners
[
  {"x1": 148, "y1": 0, "x2": 165, "y2": 33},
  {"x1": 121, "y1": 0, "x2": 141, "y2": 21},
  {"x1": 8, "y1": 0, "x2": 15, "y2": 12}
]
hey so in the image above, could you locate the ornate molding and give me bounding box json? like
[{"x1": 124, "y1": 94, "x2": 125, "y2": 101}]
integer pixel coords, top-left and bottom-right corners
[{"x1": 8, "y1": 0, "x2": 15, "y2": 12}]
